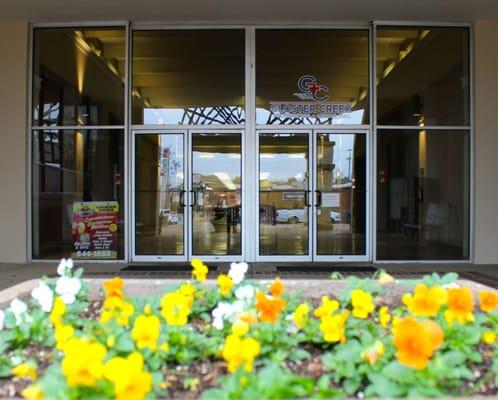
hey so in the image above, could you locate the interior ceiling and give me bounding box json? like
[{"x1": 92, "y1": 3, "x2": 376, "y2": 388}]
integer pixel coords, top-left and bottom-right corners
[{"x1": 2, "y1": 0, "x2": 498, "y2": 21}]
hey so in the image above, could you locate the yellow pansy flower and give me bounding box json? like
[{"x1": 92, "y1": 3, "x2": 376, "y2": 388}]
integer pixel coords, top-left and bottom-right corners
[
  {"x1": 313, "y1": 296, "x2": 339, "y2": 319},
  {"x1": 293, "y1": 303, "x2": 310, "y2": 330},
  {"x1": 21, "y1": 385, "x2": 44, "y2": 400},
  {"x1": 12, "y1": 362, "x2": 37, "y2": 380},
  {"x1": 482, "y1": 331, "x2": 496, "y2": 345},
  {"x1": 362, "y1": 341, "x2": 385, "y2": 365},
  {"x1": 191, "y1": 258, "x2": 208, "y2": 282},
  {"x1": 54, "y1": 324, "x2": 74, "y2": 351},
  {"x1": 107, "y1": 336, "x2": 116, "y2": 348},
  {"x1": 160, "y1": 342, "x2": 170, "y2": 353},
  {"x1": 402, "y1": 284, "x2": 447, "y2": 318},
  {"x1": 61, "y1": 338, "x2": 107, "y2": 388},
  {"x1": 49, "y1": 296, "x2": 66, "y2": 327},
  {"x1": 222, "y1": 333, "x2": 261, "y2": 373},
  {"x1": 104, "y1": 352, "x2": 152, "y2": 400},
  {"x1": 161, "y1": 291, "x2": 191, "y2": 326},
  {"x1": 378, "y1": 272, "x2": 395, "y2": 285},
  {"x1": 100, "y1": 297, "x2": 135, "y2": 327},
  {"x1": 320, "y1": 310, "x2": 350, "y2": 343},
  {"x1": 231, "y1": 320, "x2": 250, "y2": 337},
  {"x1": 379, "y1": 306, "x2": 391, "y2": 328},
  {"x1": 143, "y1": 304, "x2": 153, "y2": 315},
  {"x1": 217, "y1": 274, "x2": 234, "y2": 297},
  {"x1": 179, "y1": 282, "x2": 196, "y2": 308},
  {"x1": 131, "y1": 315, "x2": 161, "y2": 351},
  {"x1": 351, "y1": 289, "x2": 375, "y2": 319},
  {"x1": 444, "y1": 287, "x2": 474, "y2": 326}
]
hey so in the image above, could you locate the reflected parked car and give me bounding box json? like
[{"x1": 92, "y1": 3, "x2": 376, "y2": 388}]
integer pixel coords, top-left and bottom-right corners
[
  {"x1": 329, "y1": 211, "x2": 341, "y2": 223},
  {"x1": 159, "y1": 209, "x2": 179, "y2": 224},
  {"x1": 276, "y1": 209, "x2": 305, "y2": 224}
]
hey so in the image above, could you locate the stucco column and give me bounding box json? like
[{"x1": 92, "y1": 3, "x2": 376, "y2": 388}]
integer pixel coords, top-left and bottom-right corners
[{"x1": 0, "y1": 21, "x2": 28, "y2": 263}]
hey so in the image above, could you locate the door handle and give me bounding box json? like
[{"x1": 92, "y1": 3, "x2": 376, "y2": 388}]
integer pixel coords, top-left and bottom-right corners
[
  {"x1": 304, "y1": 190, "x2": 311, "y2": 207},
  {"x1": 179, "y1": 190, "x2": 186, "y2": 207},
  {"x1": 315, "y1": 190, "x2": 322, "y2": 207},
  {"x1": 190, "y1": 190, "x2": 197, "y2": 207}
]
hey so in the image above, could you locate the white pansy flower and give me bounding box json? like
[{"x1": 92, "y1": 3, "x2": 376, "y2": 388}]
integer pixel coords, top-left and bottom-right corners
[
  {"x1": 55, "y1": 276, "x2": 81, "y2": 304},
  {"x1": 0, "y1": 310, "x2": 5, "y2": 331},
  {"x1": 443, "y1": 282, "x2": 460, "y2": 289},
  {"x1": 31, "y1": 282, "x2": 54, "y2": 312},
  {"x1": 211, "y1": 300, "x2": 245, "y2": 329},
  {"x1": 235, "y1": 285, "x2": 255, "y2": 302},
  {"x1": 10, "y1": 299, "x2": 27, "y2": 325},
  {"x1": 57, "y1": 258, "x2": 74, "y2": 276},
  {"x1": 228, "y1": 262, "x2": 248, "y2": 284}
]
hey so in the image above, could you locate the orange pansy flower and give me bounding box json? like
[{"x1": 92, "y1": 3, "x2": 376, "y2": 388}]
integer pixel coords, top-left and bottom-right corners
[
  {"x1": 269, "y1": 277, "x2": 285, "y2": 298},
  {"x1": 444, "y1": 287, "x2": 474, "y2": 325},
  {"x1": 255, "y1": 291, "x2": 286, "y2": 323},
  {"x1": 393, "y1": 317, "x2": 444, "y2": 370},
  {"x1": 402, "y1": 284, "x2": 447, "y2": 317},
  {"x1": 478, "y1": 291, "x2": 498, "y2": 313},
  {"x1": 103, "y1": 277, "x2": 125, "y2": 300}
]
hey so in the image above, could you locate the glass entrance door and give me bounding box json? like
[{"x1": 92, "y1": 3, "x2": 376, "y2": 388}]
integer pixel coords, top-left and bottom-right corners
[
  {"x1": 257, "y1": 130, "x2": 368, "y2": 261},
  {"x1": 313, "y1": 132, "x2": 368, "y2": 261},
  {"x1": 190, "y1": 132, "x2": 243, "y2": 259},
  {"x1": 133, "y1": 131, "x2": 187, "y2": 261},
  {"x1": 258, "y1": 132, "x2": 312, "y2": 260},
  {"x1": 133, "y1": 130, "x2": 243, "y2": 262}
]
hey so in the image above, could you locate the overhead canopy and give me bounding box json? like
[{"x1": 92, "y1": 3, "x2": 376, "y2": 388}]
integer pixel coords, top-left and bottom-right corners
[{"x1": 1, "y1": 0, "x2": 497, "y2": 22}]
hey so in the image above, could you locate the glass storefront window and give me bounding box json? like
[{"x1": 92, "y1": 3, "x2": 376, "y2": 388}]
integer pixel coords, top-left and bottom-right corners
[
  {"x1": 376, "y1": 27, "x2": 470, "y2": 126},
  {"x1": 32, "y1": 28, "x2": 126, "y2": 126},
  {"x1": 376, "y1": 130, "x2": 470, "y2": 260},
  {"x1": 132, "y1": 30, "x2": 245, "y2": 125},
  {"x1": 256, "y1": 29, "x2": 370, "y2": 125},
  {"x1": 32, "y1": 129, "x2": 124, "y2": 259}
]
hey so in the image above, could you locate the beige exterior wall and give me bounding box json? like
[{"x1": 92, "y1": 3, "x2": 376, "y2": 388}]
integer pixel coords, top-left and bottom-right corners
[
  {"x1": 474, "y1": 21, "x2": 498, "y2": 264},
  {"x1": 0, "y1": 21, "x2": 28, "y2": 263},
  {"x1": 0, "y1": 21, "x2": 496, "y2": 264}
]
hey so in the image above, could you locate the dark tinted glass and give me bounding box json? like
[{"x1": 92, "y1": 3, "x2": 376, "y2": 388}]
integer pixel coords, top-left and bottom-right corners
[
  {"x1": 33, "y1": 28, "x2": 126, "y2": 126},
  {"x1": 376, "y1": 27, "x2": 470, "y2": 126},
  {"x1": 132, "y1": 30, "x2": 245, "y2": 125},
  {"x1": 32, "y1": 130, "x2": 124, "y2": 259},
  {"x1": 376, "y1": 130, "x2": 470, "y2": 260},
  {"x1": 256, "y1": 29, "x2": 369, "y2": 125}
]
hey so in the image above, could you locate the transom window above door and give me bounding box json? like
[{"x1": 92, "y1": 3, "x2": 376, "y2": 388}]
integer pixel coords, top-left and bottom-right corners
[{"x1": 131, "y1": 30, "x2": 246, "y2": 125}]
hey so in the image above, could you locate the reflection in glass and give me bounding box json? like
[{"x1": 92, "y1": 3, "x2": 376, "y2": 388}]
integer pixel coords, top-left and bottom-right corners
[
  {"x1": 132, "y1": 30, "x2": 245, "y2": 125},
  {"x1": 256, "y1": 30, "x2": 369, "y2": 125},
  {"x1": 376, "y1": 27, "x2": 470, "y2": 126},
  {"x1": 377, "y1": 130, "x2": 470, "y2": 260},
  {"x1": 192, "y1": 133, "x2": 242, "y2": 255},
  {"x1": 316, "y1": 134, "x2": 366, "y2": 255},
  {"x1": 135, "y1": 134, "x2": 185, "y2": 255},
  {"x1": 32, "y1": 130, "x2": 124, "y2": 259},
  {"x1": 33, "y1": 28, "x2": 126, "y2": 126},
  {"x1": 259, "y1": 133, "x2": 309, "y2": 255}
]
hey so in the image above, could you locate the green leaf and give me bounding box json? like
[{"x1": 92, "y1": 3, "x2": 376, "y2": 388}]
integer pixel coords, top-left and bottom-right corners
[
  {"x1": 382, "y1": 361, "x2": 413, "y2": 383},
  {"x1": 288, "y1": 349, "x2": 311, "y2": 361},
  {"x1": 114, "y1": 333, "x2": 135, "y2": 353}
]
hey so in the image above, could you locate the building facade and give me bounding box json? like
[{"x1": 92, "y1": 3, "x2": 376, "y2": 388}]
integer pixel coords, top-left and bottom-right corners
[{"x1": 1, "y1": 8, "x2": 498, "y2": 266}]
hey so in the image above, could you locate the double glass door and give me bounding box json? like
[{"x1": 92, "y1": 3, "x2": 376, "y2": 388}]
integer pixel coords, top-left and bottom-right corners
[
  {"x1": 133, "y1": 130, "x2": 243, "y2": 262},
  {"x1": 258, "y1": 130, "x2": 368, "y2": 261}
]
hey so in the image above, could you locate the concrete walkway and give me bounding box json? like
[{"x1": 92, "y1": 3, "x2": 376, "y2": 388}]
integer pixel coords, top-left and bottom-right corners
[{"x1": 0, "y1": 261, "x2": 496, "y2": 291}]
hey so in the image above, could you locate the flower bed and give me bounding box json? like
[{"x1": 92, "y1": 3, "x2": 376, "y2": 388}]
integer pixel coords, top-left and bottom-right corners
[{"x1": 0, "y1": 259, "x2": 497, "y2": 399}]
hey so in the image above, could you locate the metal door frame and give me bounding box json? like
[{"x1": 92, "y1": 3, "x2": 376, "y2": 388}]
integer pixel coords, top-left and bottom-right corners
[
  {"x1": 312, "y1": 129, "x2": 370, "y2": 262},
  {"x1": 131, "y1": 129, "x2": 189, "y2": 262},
  {"x1": 256, "y1": 129, "x2": 314, "y2": 262}
]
